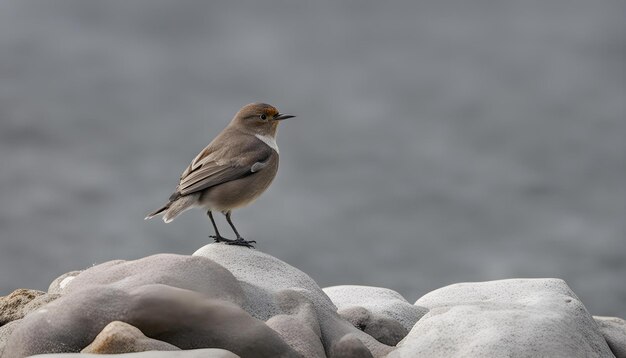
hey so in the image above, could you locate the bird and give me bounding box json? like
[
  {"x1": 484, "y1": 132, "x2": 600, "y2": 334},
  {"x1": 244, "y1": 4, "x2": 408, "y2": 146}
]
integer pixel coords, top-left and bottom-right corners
[{"x1": 145, "y1": 103, "x2": 294, "y2": 248}]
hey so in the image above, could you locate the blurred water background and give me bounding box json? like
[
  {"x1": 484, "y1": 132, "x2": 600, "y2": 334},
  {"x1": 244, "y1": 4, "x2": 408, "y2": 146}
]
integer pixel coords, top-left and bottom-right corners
[{"x1": 0, "y1": 1, "x2": 624, "y2": 317}]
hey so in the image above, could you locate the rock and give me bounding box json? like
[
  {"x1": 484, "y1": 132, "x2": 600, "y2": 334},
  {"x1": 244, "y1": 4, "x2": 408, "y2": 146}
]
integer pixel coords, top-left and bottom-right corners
[
  {"x1": 5, "y1": 280, "x2": 298, "y2": 358},
  {"x1": 267, "y1": 315, "x2": 326, "y2": 358},
  {"x1": 194, "y1": 244, "x2": 336, "y2": 321},
  {"x1": 48, "y1": 271, "x2": 82, "y2": 295},
  {"x1": 323, "y1": 285, "x2": 428, "y2": 332},
  {"x1": 123, "y1": 285, "x2": 297, "y2": 357},
  {"x1": 266, "y1": 289, "x2": 326, "y2": 358},
  {"x1": 594, "y1": 316, "x2": 626, "y2": 358},
  {"x1": 0, "y1": 289, "x2": 58, "y2": 326},
  {"x1": 63, "y1": 254, "x2": 245, "y2": 306},
  {"x1": 194, "y1": 244, "x2": 393, "y2": 357},
  {"x1": 30, "y1": 348, "x2": 240, "y2": 357},
  {"x1": 322, "y1": 285, "x2": 428, "y2": 345},
  {"x1": 272, "y1": 288, "x2": 323, "y2": 338},
  {"x1": 0, "y1": 320, "x2": 22, "y2": 357},
  {"x1": 81, "y1": 321, "x2": 180, "y2": 353},
  {"x1": 389, "y1": 278, "x2": 614, "y2": 358},
  {"x1": 336, "y1": 306, "x2": 407, "y2": 346},
  {"x1": 3, "y1": 253, "x2": 303, "y2": 357},
  {"x1": 329, "y1": 334, "x2": 374, "y2": 358},
  {"x1": 4, "y1": 247, "x2": 390, "y2": 357},
  {"x1": 12, "y1": 246, "x2": 615, "y2": 358},
  {"x1": 0, "y1": 289, "x2": 44, "y2": 325}
]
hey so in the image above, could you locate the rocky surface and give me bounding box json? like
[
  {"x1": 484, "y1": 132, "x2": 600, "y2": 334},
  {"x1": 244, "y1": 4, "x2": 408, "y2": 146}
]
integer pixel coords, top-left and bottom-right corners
[
  {"x1": 47, "y1": 271, "x2": 82, "y2": 295},
  {"x1": 192, "y1": 245, "x2": 393, "y2": 357},
  {"x1": 391, "y1": 279, "x2": 615, "y2": 358},
  {"x1": 0, "y1": 245, "x2": 624, "y2": 358},
  {"x1": 0, "y1": 320, "x2": 21, "y2": 357},
  {"x1": 323, "y1": 285, "x2": 429, "y2": 345},
  {"x1": 0, "y1": 289, "x2": 58, "y2": 326},
  {"x1": 594, "y1": 316, "x2": 626, "y2": 358},
  {"x1": 80, "y1": 321, "x2": 180, "y2": 354},
  {"x1": 32, "y1": 349, "x2": 240, "y2": 358}
]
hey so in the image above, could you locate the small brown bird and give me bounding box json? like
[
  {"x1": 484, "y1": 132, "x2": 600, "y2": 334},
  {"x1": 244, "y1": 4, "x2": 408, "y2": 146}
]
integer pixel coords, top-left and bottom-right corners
[{"x1": 145, "y1": 103, "x2": 294, "y2": 247}]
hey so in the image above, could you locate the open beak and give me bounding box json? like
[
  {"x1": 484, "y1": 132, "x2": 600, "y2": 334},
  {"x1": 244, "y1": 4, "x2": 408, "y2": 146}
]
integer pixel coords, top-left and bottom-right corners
[{"x1": 274, "y1": 113, "x2": 295, "y2": 121}]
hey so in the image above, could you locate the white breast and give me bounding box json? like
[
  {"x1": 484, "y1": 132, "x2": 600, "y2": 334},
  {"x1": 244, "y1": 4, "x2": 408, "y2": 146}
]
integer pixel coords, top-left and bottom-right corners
[{"x1": 255, "y1": 134, "x2": 279, "y2": 154}]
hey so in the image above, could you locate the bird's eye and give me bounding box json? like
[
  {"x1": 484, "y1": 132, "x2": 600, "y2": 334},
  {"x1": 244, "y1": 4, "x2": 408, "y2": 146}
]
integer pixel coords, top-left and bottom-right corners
[{"x1": 260, "y1": 114, "x2": 267, "y2": 120}]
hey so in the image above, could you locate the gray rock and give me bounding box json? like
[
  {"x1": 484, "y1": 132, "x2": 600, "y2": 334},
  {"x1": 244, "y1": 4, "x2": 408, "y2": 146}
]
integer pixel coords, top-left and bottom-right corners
[
  {"x1": 329, "y1": 334, "x2": 374, "y2": 358},
  {"x1": 272, "y1": 288, "x2": 324, "y2": 336},
  {"x1": 323, "y1": 285, "x2": 428, "y2": 332},
  {"x1": 194, "y1": 244, "x2": 336, "y2": 321},
  {"x1": 594, "y1": 316, "x2": 626, "y2": 358},
  {"x1": 388, "y1": 278, "x2": 614, "y2": 358},
  {"x1": 266, "y1": 289, "x2": 326, "y2": 358},
  {"x1": 3, "y1": 254, "x2": 299, "y2": 358},
  {"x1": 48, "y1": 271, "x2": 82, "y2": 295},
  {"x1": 193, "y1": 244, "x2": 394, "y2": 358},
  {"x1": 64, "y1": 254, "x2": 245, "y2": 306},
  {"x1": 81, "y1": 321, "x2": 180, "y2": 354},
  {"x1": 0, "y1": 320, "x2": 22, "y2": 357},
  {"x1": 322, "y1": 285, "x2": 429, "y2": 346},
  {"x1": 29, "y1": 348, "x2": 240, "y2": 357},
  {"x1": 0, "y1": 289, "x2": 58, "y2": 326},
  {"x1": 337, "y1": 306, "x2": 407, "y2": 346},
  {"x1": 267, "y1": 315, "x2": 326, "y2": 358}
]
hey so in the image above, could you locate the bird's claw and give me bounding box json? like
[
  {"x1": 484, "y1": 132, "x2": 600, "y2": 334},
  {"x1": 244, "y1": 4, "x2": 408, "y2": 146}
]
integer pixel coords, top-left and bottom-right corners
[
  {"x1": 210, "y1": 235, "x2": 231, "y2": 243},
  {"x1": 226, "y1": 238, "x2": 256, "y2": 249},
  {"x1": 210, "y1": 235, "x2": 255, "y2": 248}
]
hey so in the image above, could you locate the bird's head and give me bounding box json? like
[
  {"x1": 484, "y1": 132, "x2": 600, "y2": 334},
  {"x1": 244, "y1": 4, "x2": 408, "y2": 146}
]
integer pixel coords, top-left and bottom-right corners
[{"x1": 231, "y1": 103, "x2": 295, "y2": 137}]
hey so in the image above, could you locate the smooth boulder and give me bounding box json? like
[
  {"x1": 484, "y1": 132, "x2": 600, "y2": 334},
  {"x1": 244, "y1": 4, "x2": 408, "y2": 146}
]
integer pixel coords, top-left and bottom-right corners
[
  {"x1": 594, "y1": 316, "x2": 626, "y2": 358},
  {"x1": 323, "y1": 285, "x2": 427, "y2": 332},
  {"x1": 3, "y1": 254, "x2": 298, "y2": 358},
  {"x1": 389, "y1": 278, "x2": 614, "y2": 358},
  {"x1": 30, "y1": 348, "x2": 240, "y2": 358},
  {"x1": 336, "y1": 306, "x2": 407, "y2": 346},
  {"x1": 193, "y1": 244, "x2": 394, "y2": 357}
]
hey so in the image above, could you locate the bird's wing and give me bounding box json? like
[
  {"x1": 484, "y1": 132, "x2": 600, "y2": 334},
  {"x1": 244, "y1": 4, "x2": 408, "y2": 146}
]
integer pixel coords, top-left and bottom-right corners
[{"x1": 174, "y1": 144, "x2": 272, "y2": 197}]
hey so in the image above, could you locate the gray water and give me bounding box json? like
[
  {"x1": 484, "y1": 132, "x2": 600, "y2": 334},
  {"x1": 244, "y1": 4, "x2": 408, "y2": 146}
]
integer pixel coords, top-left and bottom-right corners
[{"x1": 1, "y1": 1, "x2": 625, "y2": 317}]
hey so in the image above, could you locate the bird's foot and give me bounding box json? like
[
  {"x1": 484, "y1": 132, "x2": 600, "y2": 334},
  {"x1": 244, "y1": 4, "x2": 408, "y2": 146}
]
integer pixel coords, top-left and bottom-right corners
[
  {"x1": 210, "y1": 235, "x2": 255, "y2": 248},
  {"x1": 226, "y1": 237, "x2": 256, "y2": 249},
  {"x1": 210, "y1": 235, "x2": 233, "y2": 243}
]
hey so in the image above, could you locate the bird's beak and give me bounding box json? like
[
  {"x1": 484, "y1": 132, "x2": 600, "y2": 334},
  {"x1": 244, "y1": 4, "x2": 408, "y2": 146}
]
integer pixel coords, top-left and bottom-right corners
[{"x1": 274, "y1": 113, "x2": 295, "y2": 121}]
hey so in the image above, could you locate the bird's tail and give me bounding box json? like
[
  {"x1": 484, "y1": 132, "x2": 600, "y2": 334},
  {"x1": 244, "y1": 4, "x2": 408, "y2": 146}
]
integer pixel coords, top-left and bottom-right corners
[
  {"x1": 145, "y1": 193, "x2": 200, "y2": 223},
  {"x1": 144, "y1": 204, "x2": 170, "y2": 220}
]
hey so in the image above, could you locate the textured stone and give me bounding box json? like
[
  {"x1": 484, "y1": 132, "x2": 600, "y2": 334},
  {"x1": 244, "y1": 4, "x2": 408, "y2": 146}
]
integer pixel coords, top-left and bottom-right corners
[
  {"x1": 0, "y1": 289, "x2": 44, "y2": 325},
  {"x1": 194, "y1": 244, "x2": 335, "y2": 321},
  {"x1": 0, "y1": 289, "x2": 58, "y2": 326},
  {"x1": 337, "y1": 306, "x2": 407, "y2": 346},
  {"x1": 329, "y1": 334, "x2": 374, "y2": 358},
  {"x1": 267, "y1": 315, "x2": 326, "y2": 358},
  {"x1": 3, "y1": 253, "x2": 299, "y2": 358},
  {"x1": 193, "y1": 243, "x2": 394, "y2": 357},
  {"x1": 0, "y1": 320, "x2": 22, "y2": 357},
  {"x1": 9, "y1": 247, "x2": 613, "y2": 358},
  {"x1": 389, "y1": 278, "x2": 613, "y2": 358},
  {"x1": 266, "y1": 289, "x2": 326, "y2": 358},
  {"x1": 81, "y1": 321, "x2": 180, "y2": 354},
  {"x1": 323, "y1": 285, "x2": 427, "y2": 332},
  {"x1": 30, "y1": 348, "x2": 240, "y2": 357},
  {"x1": 594, "y1": 316, "x2": 626, "y2": 358},
  {"x1": 64, "y1": 254, "x2": 245, "y2": 305},
  {"x1": 5, "y1": 284, "x2": 297, "y2": 357},
  {"x1": 48, "y1": 271, "x2": 82, "y2": 295}
]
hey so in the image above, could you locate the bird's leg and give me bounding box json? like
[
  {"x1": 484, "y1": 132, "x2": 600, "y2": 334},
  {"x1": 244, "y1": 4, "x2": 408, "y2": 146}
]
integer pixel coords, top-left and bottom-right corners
[
  {"x1": 224, "y1": 211, "x2": 256, "y2": 248},
  {"x1": 207, "y1": 210, "x2": 232, "y2": 243}
]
